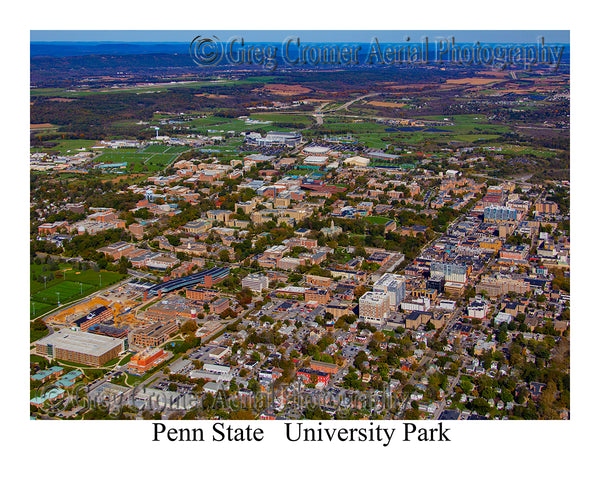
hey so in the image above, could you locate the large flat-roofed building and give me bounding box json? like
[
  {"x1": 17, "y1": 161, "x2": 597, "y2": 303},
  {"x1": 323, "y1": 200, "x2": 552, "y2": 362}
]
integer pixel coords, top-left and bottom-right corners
[
  {"x1": 535, "y1": 201, "x2": 559, "y2": 214},
  {"x1": 146, "y1": 254, "x2": 180, "y2": 271},
  {"x1": 209, "y1": 297, "x2": 230, "y2": 315},
  {"x1": 426, "y1": 273, "x2": 445, "y2": 293},
  {"x1": 34, "y1": 329, "x2": 125, "y2": 367},
  {"x1": 343, "y1": 156, "x2": 370, "y2": 167},
  {"x1": 476, "y1": 275, "x2": 530, "y2": 297},
  {"x1": 242, "y1": 273, "x2": 269, "y2": 293},
  {"x1": 484, "y1": 206, "x2": 519, "y2": 223},
  {"x1": 305, "y1": 274, "x2": 333, "y2": 288},
  {"x1": 373, "y1": 273, "x2": 406, "y2": 308},
  {"x1": 71, "y1": 305, "x2": 112, "y2": 332},
  {"x1": 430, "y1": 261, "x2": 468, "y2": 284},
  {"x1": 97, "y1": 241, "x2": 137, "y2": 260},
  {"x1": 359, "y1": 291, "x2": 391, "y2": 324},
  {"x1": 304, "y1": 155, "x2": 328, "y2": 166},
  {"x1": 126, "y1": 348, "x2": 169, "y2": 375},
  {"x1": 128, "y1": 222, "x2": 145, "y2": 239},
  {"x1": 304, "y1": 287, "x2": 331, "y2": 304},
  {"x1": 186, "y1": 288, "x2": 219, "y2": 302},
  {"x1": 144, "y1": 297, "x2": 197, "y2": 323},
  {"x1": 132, "y1": 322, "x2": 178, "y2": 348},
  {"x1": 245, "y1": 131, "x2": 302, "y2": 147}
]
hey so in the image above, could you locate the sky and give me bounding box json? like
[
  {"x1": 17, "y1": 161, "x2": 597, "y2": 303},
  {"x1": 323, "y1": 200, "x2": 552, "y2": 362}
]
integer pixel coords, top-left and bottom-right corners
[{"x1": 30, "y1": 30, "x2": 570, "y2": 44}]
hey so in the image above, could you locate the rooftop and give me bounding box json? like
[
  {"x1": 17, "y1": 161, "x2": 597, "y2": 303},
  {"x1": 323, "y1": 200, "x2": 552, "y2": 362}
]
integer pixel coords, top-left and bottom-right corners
[{"x1": 36, "y1": 329, "x2": 123, "y2": 357}]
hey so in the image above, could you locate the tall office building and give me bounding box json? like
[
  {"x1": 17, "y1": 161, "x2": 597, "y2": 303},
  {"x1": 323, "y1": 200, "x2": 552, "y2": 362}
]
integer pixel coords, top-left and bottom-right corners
[
  {"x1": 242, "y1": 273, "x2": 269, "y2": 293},
  {"x1": 359, "y1": 291, "x2": 391, "y2": 324},
  {"x1": 430, "y1": 261, "x2": 468, "y2": 283},
  {"x1": 373, "y1": 273, "x2": 406, "y2": 308},
  {"x1": 484, "y1": 206, "x2": 518, "y2": 222}
]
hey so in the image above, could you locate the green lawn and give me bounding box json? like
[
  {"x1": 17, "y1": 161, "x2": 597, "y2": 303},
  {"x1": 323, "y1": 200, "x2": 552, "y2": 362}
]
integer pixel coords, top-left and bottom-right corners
[
  {"x1": 366, "y1": 216, "x2": 394, "y2": 225},
  {"x1": 142, "y1": 144, "x2": 190, "y2": 154},
  {"x1": 250, "y1": 113, "x2": 313, "y2": 126},
  {"x1": 31, "y1": 281, "x2": 96, "y2": 306},
  {"x1": 412, "y1": 114, "x2": 489, "y2": 124},
  {"x1": 94, "y1": 150, "x2": 183, "y2": 173},
  {"x1": 451, "y1": 134, "x2": 501, "y2": 142},
  {"x1": 30, "y1": 263, "x2": 126, "y2": 319},
  {"x1": 30, "y1": 139, "x2": 99, "y2": 155},
  {"x1": 30, "y1": 354, "x2": 50, "y2": 365},
  {"x1": 56, "y1": 359, "x2": 105, "y2": 369},
  {"x1": 117, "y1": 352, "x2": 134, "y2": 366},
  {"x1": 31, "y1": 76, "x2": 277, "y2": 99}
]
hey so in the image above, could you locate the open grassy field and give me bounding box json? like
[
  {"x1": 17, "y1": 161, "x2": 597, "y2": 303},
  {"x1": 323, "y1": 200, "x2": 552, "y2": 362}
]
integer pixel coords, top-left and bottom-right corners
[
  {"x1": 321, "y1": 119, "x2": 389, "y2": 133},
  {"x1": 413, "y1": 114, "x2": 489, "y2": 124},
  {"x1": 482, "y1": 144, "x2": 559, "y2": 158},
  {"x1": 368, "y1": 101, "x2": 407, "y2": 108},
  {"x1": 93, "y1": 146, "x2": 187, "y2": 173},
  {"x1": 187, "y1": 112, "x2": 311, "y2": 134},
  {"x1": 366, "y1": 216, "x2": 394, "y2": 225},
  {"x1": 142, "y1": 144, "x2": 190, "y2": 154},
  {"x1": 30, "y1": 139, "x2": 99, "y2": 154},
  {"x1": 30, "y1": 263, "x2": 126, "y2": 319},
  {"x1": 251, "y1": 113, "x2": 314, "y2": 125},
  {"x1": 451, "y1": 134, "x2": 502, "y2": 142},
  {"x1": 30, "y1": 76, "x2": 278, "y2": 98}
]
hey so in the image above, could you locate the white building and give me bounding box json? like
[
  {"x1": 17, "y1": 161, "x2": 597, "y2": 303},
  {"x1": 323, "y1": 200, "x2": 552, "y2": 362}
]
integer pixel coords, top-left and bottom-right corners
[
  {"x1": 495, "y1": 312, "x2": 513, "y2": 325},
  {"x1": 467, "y1": 298, "x2": 490, "y2": 319},
  {"x1": 242, "y1": 273, "x2": 269, "y2": 293},
  {"x1": 359, "y1": 291, "x2": 391, "y2": 324},
  {"x1": 373, "y1": 273, "x2": 406, "y2": 308},
  {"x1": 438, "y1": 299, "x2": 457, "y2": 311},
  {"x1": 401, "y1": 297, "x2": 431, "y2": 312},
  {"x1": 430, "y1": 261, "x2": 468, "y2": 283},
  {"x1": 303, "y1": 145, "x2": 331, "y2": 155},
  {"x1": 304, "y1": 155, "x2": 328, "y2": 166},
  {"x1": 343, "y1": 156, "x2": 370, "y2": 167},
  {"x1": 358, "y1": 292, "x2": 391, "y2": 323},
  {"x1": 203, "y1": 363, "x2": 231, "y2": 375}
]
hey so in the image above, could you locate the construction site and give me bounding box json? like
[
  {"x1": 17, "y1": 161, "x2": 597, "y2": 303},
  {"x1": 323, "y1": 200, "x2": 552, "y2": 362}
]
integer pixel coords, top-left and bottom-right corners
[{"x1": 45, "y1": 284, "x2": 146, "y2": 331}]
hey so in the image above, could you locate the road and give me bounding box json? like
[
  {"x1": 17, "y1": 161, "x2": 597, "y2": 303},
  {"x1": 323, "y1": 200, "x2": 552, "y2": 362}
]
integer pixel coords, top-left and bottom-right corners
[
  {"x1": 397, "y1": 307, "x2": 463, "y2": 415},
  {"x1": 310, "y1": 92, "x2": 382, "y2": 127},
  {"x1": 432, "y1": 365, "x2": 464, "y2": 420},
  {"x1": 312, "y1": 101, "x2": 330, "y2": 126},
  {"x1": 334, "y1": 92, "x2": 382, "y2": 112},
  {"x1": 392, "y1": 192, "x2": 472, "y2": 417}
]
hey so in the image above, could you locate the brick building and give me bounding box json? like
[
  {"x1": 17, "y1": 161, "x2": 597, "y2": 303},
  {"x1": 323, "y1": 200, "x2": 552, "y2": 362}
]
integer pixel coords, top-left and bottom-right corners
[{"x1": 132, "y1": 322, "x2": 178, "y2": 348}]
